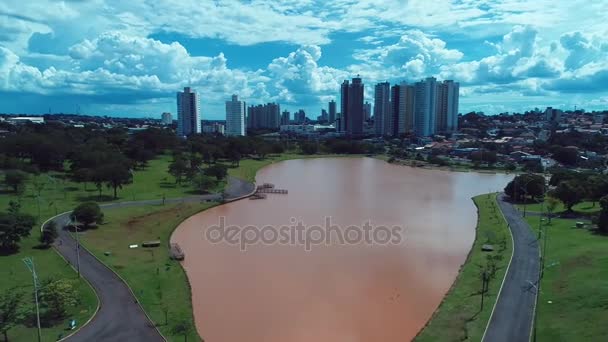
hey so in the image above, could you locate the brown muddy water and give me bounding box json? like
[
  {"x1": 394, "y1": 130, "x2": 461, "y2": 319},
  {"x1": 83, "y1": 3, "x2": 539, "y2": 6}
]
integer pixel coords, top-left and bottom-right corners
[{"x1": 171, "y1": 157, "x2": 513, "y2": 341}]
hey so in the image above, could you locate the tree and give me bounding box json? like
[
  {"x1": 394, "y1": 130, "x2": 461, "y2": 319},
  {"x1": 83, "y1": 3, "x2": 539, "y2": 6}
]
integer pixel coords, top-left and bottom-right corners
[
  {"x1": 40, "y1": 221, "x2": 58, "y2": 247},
  {"x1": 300, "y1": 142, "x2": 318, "y2": 155},
  {"x1": 551, "y1": 146, "x2": 579, "y2": 166},
  {"x1": 470, "y1": 150, "x2": 498, "y2": 166},
  {"x1": 192, "y1": 174, "x2": 216, "y2": 194},
  {"x1": 545, "y1": 197, "x2": 560, "y2": 223},
  {"x1": 97, "y1": 163, "x2": 133, "y2": 199},
  {"x1": 0, "y1": 289, "x2": 23, "y2": 342},
  {"x1": 504, "y1": 174, "x2": 545, "y2": 202},
  {"x1": 597, "y1": 195, "x2": 608, "y2": 234},
  {"x1": 171, "y1": 319, "x2": 193, "y2": 342},
  {"x1": 549, "y1": 169, "x2": 577, "y2": 186},
  {"x1": 71, "y1": 202, "x2": 103, "y2": 229},
  {"x1": 168, "y1": 154, "x2": 189, "y2": 185},
  {"x1": 504, "y1": 162, "x2": 517, "y2": 171},
  {"x1": 586, "y1": 176, "x2": 608, "y2": 207},
  {"x1": 72, "y1": 168, "x2": 92, "y2": 191},
  {"x1": 550, "y1": 180, "x2": 585, "y2": 212},
  {"x1": 3, "y1": 170, "x2": 28, "y2": 194},
  {"x1": 187, "y1": 152, "x2": 203, "y2": 175},
  {"x1": 39, "y1": 279, "x2": 78, "y2": 319},
  {"x1": 0, "y1": 202, "x2": 36, "y2": 253},
  {"x1": 204, "y1": 164, "x2": 228, "y2": 181}
]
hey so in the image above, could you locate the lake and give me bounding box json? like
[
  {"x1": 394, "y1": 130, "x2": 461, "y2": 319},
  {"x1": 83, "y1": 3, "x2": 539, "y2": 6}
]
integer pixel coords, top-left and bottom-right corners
[{"x1": 172, "y1": 157, "x2": 513, "y2": 341}]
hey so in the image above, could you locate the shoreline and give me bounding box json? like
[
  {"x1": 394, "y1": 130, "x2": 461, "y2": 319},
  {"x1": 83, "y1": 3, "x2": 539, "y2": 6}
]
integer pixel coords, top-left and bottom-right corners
[{"x1": 414, "y1": 193, "x2": 513, "y2": 341}]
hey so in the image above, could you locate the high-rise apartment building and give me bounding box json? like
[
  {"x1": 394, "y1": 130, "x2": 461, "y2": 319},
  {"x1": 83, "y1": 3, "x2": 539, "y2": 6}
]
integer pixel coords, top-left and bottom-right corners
[
  {"x1": 436, "y1": 80, "x2": 460, "y2": 133},
  {"x1": 388, "y1": 84, "x2": 402, "y2": 137},
  {"x1": 414, "y1": 77, "x2": 438, "y2": 137},
  {"x1": 364, "y1": 102, "x2": 372, "y2": 121},
  {"x1": 176, "y1": 87, "x2": 201, "y2": 136},
  {"x1": 399, "y1": 83, "x2": 415, "y2": 135},
  {"x1": 346, "y1": 77, "x2": 364, "y2": 136},
  {"x1": 161, "y1": 112, "x2": 173, "y2": 125},
  {"x1": 339, "y1": 81, "x2": 349, "y2": 132},
  {"x1": 328, "y1": 100, "x2": 337, "y2": 124},
  {"x1": 374, "y1": 82, "x2": 391, "y2": 136},
  {"x1": 247, "y1": 103, "x2": 281, "y2": 129},
  {"x1": 225, "y1": 94, "x2": 246, "y2": 136},
  {"x1": 281, "y1": 110, "x2": 291, "y2": 125},
  {"x1": 295, "y1": 109, "x2": 307, "y2": 124},
  {"x1": 544, "y1": 107, "x2": 562, "y2": 123}
]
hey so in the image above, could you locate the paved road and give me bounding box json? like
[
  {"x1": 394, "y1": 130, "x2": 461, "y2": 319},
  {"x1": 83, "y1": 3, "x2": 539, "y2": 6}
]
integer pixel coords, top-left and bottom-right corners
[
  {"x1": 483, "y1": 194, "x2": 540, "y2": 342},
  {"x1": 53, "y1": 178, "x2": 253, "y2": 341}
]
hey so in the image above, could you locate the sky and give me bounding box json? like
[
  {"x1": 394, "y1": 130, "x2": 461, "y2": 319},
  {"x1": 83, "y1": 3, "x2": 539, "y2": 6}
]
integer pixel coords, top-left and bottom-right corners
[{"x1": 1, "y1": 0, "x2": 608, "y2": 119}]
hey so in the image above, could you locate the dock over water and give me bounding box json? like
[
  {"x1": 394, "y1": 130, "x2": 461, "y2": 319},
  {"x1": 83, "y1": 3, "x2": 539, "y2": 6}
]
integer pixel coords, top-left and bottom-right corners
[{"x1": 253, "y1": 183, "x2": 288, "y2": 198}]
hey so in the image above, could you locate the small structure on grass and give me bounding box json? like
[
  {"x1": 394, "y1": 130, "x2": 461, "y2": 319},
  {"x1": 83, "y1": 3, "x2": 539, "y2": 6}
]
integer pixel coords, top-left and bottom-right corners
[
  {"x1": 142, "y1": 240, "x2": 161, "y2": 248},
  {"x1": 170, "y1": 243, "x2": 185, "y2": 260}
]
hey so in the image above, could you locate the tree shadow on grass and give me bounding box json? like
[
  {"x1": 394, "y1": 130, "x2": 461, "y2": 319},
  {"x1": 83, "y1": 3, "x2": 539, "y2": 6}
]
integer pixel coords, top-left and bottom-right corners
[
  {"x1": 32, "y1": 244, "x2": 52, "y2": 250},
  {"x1": 159, "y1": 182, "x2": 178, "y2": 189},
  {"x1": 0, "y1": 246, "x2": 20, "y2": 256},
  {"x1": 75, "y1": 194, "x2": 115, "y2": 203}
]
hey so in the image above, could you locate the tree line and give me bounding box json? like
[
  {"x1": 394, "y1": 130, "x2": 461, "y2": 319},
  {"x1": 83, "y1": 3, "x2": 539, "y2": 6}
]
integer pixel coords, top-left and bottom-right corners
[{"x1": 505, "y1": 169, "x2": 608, "y2": 233}]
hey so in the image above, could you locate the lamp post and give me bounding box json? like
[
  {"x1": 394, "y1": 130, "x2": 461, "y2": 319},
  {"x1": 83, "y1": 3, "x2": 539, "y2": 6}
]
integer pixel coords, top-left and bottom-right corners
[
  {"x1": 23, "y1": 257, "x2": 42, "y2": 342},
  {"x1": 70, "y1": 215, "x2": 81, "y2": 278}
]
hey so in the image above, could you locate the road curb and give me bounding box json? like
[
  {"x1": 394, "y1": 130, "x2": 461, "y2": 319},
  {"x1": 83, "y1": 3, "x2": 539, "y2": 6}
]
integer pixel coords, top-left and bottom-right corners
[
  {"x1": 481, "y1": 193, "x2": 517, "y2": 341},
  {"x1": 76, "y1": 238, "x2": 168, "y2": 341},
  {"x1": 39, "y1": 211, "x2": 100, "y2": 342}
]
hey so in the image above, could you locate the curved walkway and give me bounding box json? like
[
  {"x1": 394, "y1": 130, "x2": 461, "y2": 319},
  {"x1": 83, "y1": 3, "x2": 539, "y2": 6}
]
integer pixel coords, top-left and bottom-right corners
[
  {"x1": 482, "y1": 194, "x2": 540, "y2": 342},
  {"x1": 52, "y1": 177, "x2": 254, "y2": 341}
]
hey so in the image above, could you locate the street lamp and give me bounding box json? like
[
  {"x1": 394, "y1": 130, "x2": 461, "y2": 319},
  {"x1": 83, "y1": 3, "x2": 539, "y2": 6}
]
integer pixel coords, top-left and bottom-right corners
[
  {"x1": 23, "y1": 257, "x2": 42, "y2": 342},
  {"x1": 70, "y1": 215, "x2": 82, "y2": 278}
]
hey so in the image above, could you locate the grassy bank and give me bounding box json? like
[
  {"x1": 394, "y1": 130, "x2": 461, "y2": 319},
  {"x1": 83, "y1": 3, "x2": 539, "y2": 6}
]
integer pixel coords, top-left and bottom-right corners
[
  {"x1": 0, "y1": 155, "x2": 199, "y2": 339},
  {"x1": 523, "y1": 215, "x2": 608, "y2": 341},
  {"x1": 415, "y1": 194, "x2": 512, "y2": 341},
  {"x1": 0, "y1": 236, "x2": 98, "y2": 342},
  {"x1": 79, "y1": 202, "x2": 216, "y2": 342}
]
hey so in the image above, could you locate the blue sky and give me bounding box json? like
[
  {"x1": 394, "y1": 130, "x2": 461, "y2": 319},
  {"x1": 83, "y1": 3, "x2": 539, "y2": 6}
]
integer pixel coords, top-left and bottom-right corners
[{"x1": 1, "y1": 0, "x2": 608, "y2": 119}]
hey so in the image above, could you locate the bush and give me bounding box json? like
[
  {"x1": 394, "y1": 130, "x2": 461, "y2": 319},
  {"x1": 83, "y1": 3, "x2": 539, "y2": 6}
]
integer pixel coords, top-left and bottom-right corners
[
  {"x1": 71, "y1": 202, "x2": 104, "y2": 228},
  {"x1": 40, "y1": 221, "x2": 58, "y2": 246}
]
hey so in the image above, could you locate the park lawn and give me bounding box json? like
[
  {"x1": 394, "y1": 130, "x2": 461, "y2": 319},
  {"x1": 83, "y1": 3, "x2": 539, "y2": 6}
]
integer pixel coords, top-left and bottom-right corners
[
  {"x1": 415, "y1": 194, "x2": 512, "y2": 342},
  {"x1": 0, "y1": 155, "x2": 198, "y2": 221},
  {"x1": 0, "y1": 155, "x2": 204, "y2": 341},
  {"x1": 524, "y1": 216, "x2": 608, "y2": 341},
  {"x1": 0, "y1": 233, "x2": 98, "y2": 342},
  {"x1": 516, "y1": 200, "x2": 599, "y2": 215},
  {"x1": 79, "y1": 201, "x2": 217, "y2": 342}
]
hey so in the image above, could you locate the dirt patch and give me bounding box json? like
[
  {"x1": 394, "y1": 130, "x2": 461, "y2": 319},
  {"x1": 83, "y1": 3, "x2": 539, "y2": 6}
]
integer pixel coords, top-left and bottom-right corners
[
  {"x1": 554, "y1": 255, "x2": 594, "y2": 293},
  {"x1": 125, "y1": 207, "x2": 189, "y2": 230}
]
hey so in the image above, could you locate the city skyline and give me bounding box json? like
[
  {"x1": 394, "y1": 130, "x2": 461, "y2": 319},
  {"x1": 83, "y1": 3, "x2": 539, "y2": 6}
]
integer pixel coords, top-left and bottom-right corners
[{"x1": 1, "y1": 1, "x2": 607, "y2": 118}]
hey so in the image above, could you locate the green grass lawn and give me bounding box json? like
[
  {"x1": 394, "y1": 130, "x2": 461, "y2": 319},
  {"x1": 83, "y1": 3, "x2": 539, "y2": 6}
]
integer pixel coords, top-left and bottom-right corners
[
  {"x1": 0, "y1": 155, "x2": 207, "y2": 341},
  {"x1": 79, "y1": 202, "x2": 216, "y2": 342},
  {"x1": 415, "y1": 194, "x2": 513, "y2": 342},
  {"x1": 0, "y1": 155, "x2": 198, "y2": 222},
  {"x1": 516, "y1": 200, "x2": 599, "y2": 215},
  {"x1": 0, "y1": 235, "x2": 98, "y2": 342},
  {"x1": 524, "y1": 216, "x2": 608, "y2": 341}
]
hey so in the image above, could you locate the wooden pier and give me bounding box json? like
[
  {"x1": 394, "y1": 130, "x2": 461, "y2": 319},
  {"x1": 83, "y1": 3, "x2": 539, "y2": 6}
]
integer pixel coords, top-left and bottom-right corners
[
  {"x1": 251, "y1": 183, "x2": 288, "y2": 198},
  {"x1": 256, "y1": 188, "x2": 288, "y2": 194}
]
